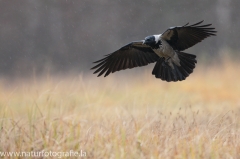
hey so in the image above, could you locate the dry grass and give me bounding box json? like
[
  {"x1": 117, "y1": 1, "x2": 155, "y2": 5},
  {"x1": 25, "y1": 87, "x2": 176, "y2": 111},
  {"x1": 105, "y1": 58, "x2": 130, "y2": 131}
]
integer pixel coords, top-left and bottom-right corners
[{"x1": 0, "y1": 58, "x2": 240, "y2": 158}]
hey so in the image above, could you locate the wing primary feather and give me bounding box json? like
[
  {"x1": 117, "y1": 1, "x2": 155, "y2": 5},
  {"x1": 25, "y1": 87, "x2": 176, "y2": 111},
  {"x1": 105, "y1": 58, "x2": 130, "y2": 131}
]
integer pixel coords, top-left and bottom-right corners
[
  {"x1": 104, "y1": 59, "x2": 118, "y2": 76},
  {"x1": 111, "y1": 59, "x2": 121, "y2": 73},
  {"x1": 91, "y1": 61, "x2": 106, "y2": 70},
  {"x1": 94, "y1": 62, "x2": 108, "y2": 75},
  {"x1": 189, "y1": 20, "x2": 204, "y2": 27},
  {"x1": 93, "y1": 56, "x2": 110, "y2": 63},
  {"x1": 115, "y1": 58, "x2": 124, "y2": 71},
  {"x1": 97, "y1": 58, "x2": 116, "y2": 77},
  {"x1": 195, "y1": 24, "x2": 212, "y2": 28},
  {"x1": 183, "y1": 22, "x2": 189, "y2": 27}
]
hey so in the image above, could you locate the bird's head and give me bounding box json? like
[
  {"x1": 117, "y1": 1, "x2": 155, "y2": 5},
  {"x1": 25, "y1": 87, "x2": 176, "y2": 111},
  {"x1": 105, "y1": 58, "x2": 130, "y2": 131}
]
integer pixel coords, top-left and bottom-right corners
[{"x1": 143, "y1": 35, "x2": 160, "y2": 46}]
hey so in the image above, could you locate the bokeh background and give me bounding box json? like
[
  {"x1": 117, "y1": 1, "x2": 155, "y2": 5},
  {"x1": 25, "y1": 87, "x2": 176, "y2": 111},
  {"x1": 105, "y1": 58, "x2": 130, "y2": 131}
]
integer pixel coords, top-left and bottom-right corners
[{"x1": 0, "y1": 0, "x2": 239, "y2": 78}]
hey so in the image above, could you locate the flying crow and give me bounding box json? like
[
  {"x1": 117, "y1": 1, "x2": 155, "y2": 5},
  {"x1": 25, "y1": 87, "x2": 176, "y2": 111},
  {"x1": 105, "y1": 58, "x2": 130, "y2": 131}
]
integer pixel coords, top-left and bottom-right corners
[{"x1": 91, "y1": 21, "x2": 216, "y2": 82}]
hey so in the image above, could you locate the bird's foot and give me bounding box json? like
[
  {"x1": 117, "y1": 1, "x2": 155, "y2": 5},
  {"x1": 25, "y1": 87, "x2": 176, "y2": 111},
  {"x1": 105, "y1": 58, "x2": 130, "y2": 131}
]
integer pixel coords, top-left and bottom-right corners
[
  {"x1": 162, "y1": 60, "x2": 167, "y2": 67},
  {"x1": 162, "y1": 57, "x2": 170, "y2": 67},
  {"x1": 162, "y1": 57, "x2": 174, "y2": 69},
  {"x1": 166, "y1": 57, "x2": 171, "y2": 62}
]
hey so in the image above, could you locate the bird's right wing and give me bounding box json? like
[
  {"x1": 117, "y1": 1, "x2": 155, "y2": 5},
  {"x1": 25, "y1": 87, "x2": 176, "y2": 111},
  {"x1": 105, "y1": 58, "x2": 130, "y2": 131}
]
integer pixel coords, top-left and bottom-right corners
[{"x1": 91, "y1": 41, "x2": 159, "y2": 77}]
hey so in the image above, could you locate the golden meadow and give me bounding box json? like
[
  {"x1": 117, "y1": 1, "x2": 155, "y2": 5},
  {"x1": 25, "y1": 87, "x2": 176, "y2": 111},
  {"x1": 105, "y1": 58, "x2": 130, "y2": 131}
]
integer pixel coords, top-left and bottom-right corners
[{"x1": 0, "y1": 54, "x2": 240, "y2": 158}]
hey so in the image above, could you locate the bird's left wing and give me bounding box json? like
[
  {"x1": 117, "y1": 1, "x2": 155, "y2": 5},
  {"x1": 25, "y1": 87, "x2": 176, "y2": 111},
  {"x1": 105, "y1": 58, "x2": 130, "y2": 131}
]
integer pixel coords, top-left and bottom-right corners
[
  {"x1": 161, "y1": 21, "x2": 217, "y2": 51},
  {"x1": 91, "y1": 41, "x2": 159, "y2": 77}
]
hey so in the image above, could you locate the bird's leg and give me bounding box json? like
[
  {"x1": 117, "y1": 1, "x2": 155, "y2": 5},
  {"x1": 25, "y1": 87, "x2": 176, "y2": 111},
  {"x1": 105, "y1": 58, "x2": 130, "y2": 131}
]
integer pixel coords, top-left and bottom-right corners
[
  {"x1": 161, "y1": 58, "x2": 167, "y2": 67},
  {"x1": 166, "y1": 57, "x2": 171, "y2": 62},
  {"x1": 165, "y1": 57, "x2": 174, "y2": 69},
  {"x1": 162, "y1": 57, "x2": 170, "y2": 67}
]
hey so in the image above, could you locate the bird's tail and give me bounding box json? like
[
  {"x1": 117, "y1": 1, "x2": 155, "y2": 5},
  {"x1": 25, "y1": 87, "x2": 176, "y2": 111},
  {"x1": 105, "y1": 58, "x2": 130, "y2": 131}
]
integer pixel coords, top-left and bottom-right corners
[{"x1": 152, "y1": 52, "x2": 197, "y2": 82}]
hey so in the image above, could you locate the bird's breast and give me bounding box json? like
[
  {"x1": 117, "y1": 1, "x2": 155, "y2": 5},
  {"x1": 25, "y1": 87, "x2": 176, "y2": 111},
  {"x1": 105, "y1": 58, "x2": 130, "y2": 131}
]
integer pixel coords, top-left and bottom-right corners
[
  {"x1": 153, "y1": 46, "x2": 175, "y2": 58},
  {"x1": 153, "y1": 48, "x2": 167, "y2": 58},
  {"x1": 154, "y1": 39, "x2": 175, "y2": 58}
]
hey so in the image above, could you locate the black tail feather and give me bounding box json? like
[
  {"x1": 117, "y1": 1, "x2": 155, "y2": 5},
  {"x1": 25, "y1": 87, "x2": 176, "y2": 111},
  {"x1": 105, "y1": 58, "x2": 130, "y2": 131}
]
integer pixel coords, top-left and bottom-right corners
[{"x1": 152, "y1": 52, "x2": 197, "y2": 82}]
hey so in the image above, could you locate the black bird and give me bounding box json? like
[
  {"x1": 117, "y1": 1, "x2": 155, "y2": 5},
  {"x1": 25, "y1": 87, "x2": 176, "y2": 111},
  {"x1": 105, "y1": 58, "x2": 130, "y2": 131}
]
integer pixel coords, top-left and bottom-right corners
[{"x1": 91, "y1": 21, "x2": 216, "y2": 82}]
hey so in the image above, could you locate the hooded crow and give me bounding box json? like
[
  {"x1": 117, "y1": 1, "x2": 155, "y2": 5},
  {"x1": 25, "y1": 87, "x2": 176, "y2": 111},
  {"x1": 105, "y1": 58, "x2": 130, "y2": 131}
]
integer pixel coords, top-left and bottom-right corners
[{"x1": 91, "y1": 21, "x2": 216, "y2": 82}]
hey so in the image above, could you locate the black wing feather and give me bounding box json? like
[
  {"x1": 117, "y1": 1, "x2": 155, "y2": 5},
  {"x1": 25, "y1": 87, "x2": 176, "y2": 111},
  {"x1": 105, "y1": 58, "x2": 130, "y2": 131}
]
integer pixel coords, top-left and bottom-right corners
[
  {"x1": 91, "y1": 41, "x2": 159, "y2": 77},
  {"x1": 161, "y1": 21, "x2": 217, "y2": 51}
]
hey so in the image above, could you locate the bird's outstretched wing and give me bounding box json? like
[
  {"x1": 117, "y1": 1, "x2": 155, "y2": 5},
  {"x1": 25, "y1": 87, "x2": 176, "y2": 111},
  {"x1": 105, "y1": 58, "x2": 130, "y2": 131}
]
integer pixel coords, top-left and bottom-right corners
[
  {"x1": 161, "y1": 20, "x2": 217, "y2": 51},
  {"x1": 91, "y1": 41, "x2": 159, "y2": 77}
]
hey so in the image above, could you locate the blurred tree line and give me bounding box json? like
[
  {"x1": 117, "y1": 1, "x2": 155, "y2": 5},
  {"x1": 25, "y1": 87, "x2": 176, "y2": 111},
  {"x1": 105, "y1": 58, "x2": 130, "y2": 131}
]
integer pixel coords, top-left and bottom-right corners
[{"x1": 0, "y1": 0, "x2": 239, "y2": 77}]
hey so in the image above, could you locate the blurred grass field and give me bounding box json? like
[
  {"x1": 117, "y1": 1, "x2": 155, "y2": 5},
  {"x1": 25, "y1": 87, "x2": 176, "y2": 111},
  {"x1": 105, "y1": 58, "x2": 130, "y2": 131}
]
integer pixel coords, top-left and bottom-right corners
[{"x1": 0, "y1": 56, "x2": 240, "y2": 158}]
